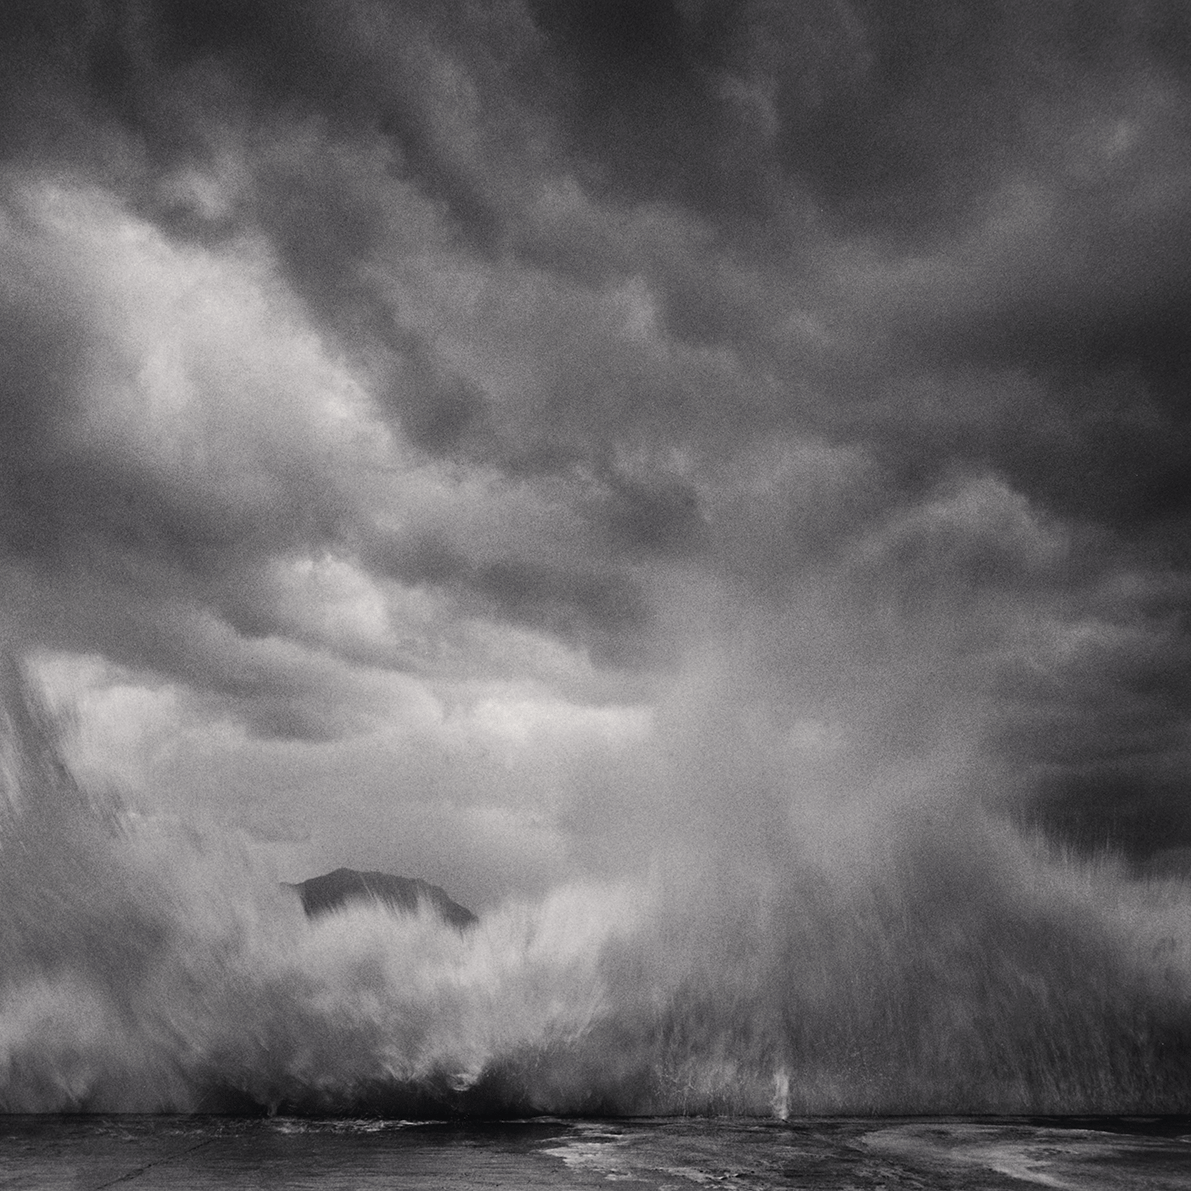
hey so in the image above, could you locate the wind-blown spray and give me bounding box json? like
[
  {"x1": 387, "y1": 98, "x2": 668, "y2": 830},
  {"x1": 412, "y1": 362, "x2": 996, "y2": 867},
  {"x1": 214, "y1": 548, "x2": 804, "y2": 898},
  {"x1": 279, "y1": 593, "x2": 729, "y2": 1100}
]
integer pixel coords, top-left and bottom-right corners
[{"x1": 2, "y1": 659, "x2": 1191, "y2": 1116}]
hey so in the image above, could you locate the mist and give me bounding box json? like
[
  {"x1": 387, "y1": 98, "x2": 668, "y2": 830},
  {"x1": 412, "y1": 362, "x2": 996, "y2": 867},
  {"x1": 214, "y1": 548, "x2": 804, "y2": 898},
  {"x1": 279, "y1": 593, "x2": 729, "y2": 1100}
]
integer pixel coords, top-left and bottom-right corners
[{"x1": 5, "y1": 655, "x2": 1191, "y2": 1116}]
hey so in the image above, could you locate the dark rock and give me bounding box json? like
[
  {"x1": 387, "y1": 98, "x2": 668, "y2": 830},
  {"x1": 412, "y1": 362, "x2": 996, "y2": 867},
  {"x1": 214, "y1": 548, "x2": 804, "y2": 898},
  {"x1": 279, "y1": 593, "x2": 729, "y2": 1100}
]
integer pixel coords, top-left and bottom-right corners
[{"x1": 291, "y1": 867, "x2": 478, "y2": 930}]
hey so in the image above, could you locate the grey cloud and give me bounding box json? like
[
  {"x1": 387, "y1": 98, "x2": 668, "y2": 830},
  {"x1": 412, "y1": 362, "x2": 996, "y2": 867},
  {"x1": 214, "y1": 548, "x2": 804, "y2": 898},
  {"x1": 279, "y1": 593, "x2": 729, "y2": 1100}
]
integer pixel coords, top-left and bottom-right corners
[
  {"x1": 367, "y1": 531, "x2": 654, "y2": 672},
  {"x1": 0, "y1": 192, "x2": 372, "y2": 726},
  {"x1": 4, "y1": 0, "x2": 1191, "y2": 868},
  {"x1": 519, "y1": 1, "x2": 1191, "y2": 244},
  {"x1": 0, "y1": 300, "x2": 93, "y2": 560},
  {"x1": 603, "y1": 478, "x2": 707, "y2": 559},
  {"x1": 475, "y1": 559, "x2": 649, "y2": 665}
]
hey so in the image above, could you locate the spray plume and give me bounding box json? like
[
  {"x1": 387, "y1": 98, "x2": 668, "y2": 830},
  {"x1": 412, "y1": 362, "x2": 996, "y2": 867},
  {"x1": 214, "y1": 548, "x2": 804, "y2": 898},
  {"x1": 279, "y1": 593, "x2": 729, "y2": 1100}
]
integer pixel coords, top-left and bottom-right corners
[{"x1": 3, "y1": 654, "x2": 1191, "y2": 1117}]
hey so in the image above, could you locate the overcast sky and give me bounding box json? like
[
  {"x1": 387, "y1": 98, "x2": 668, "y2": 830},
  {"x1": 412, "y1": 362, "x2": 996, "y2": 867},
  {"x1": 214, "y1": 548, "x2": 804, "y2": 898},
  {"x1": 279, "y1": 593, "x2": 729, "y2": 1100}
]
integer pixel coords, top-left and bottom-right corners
[{"x1": 2, "y1": 1, "x2": 1189, "y2": 909}]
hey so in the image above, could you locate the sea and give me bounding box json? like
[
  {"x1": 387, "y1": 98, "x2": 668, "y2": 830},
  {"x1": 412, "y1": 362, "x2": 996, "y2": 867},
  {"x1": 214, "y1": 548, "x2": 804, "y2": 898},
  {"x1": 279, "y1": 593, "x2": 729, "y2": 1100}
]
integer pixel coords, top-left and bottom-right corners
[{"x1": 3, "y1": 1114, "x2": 1191, "y2": 1189}]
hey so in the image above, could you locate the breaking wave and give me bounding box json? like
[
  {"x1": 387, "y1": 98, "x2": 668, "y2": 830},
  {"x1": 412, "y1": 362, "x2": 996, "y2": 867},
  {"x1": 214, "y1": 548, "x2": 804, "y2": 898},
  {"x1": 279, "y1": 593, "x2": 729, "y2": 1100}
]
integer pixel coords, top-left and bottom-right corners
[{"x1": 3, "y1": 662, "x2": 1191, "y2": 1117}]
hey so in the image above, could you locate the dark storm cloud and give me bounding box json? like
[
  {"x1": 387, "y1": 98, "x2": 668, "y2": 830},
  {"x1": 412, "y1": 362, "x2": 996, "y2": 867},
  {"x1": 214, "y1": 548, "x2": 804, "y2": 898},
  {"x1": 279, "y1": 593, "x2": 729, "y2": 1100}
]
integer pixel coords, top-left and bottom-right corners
[
  {"x1": 837, "y1": 77, "x2": 1191, "y2": 535},
  {"x1": 476, "y1": 560, "x2": 650, "y2": 666},
  {"x1": 0, "y1": 285, "x2": 93, "y2": 560},
  {"x1": 603, "y1": 478, "x2": 707, "y2": 559},
  {"x1": 521, "y1": 1, "x2": 1191, "y2": 241},
  {"x1": 0, "y1": 0, "x2": 522, "y2": 454},
  {"x1": 524, "y1": 0, "x2": 757, "y2": 217},
  {"x1": 366, "y1": 528, "x2": 654, "y2": 672},
  {"x1": 3, "y1": 0, "x2": 1191, "y2": 866},
  {"x1": 981, "y1": 553, "x2": 1191, "y2": 862},
  {"x1": 0, "y1": 176, "x2": 377, "y2": 733}
]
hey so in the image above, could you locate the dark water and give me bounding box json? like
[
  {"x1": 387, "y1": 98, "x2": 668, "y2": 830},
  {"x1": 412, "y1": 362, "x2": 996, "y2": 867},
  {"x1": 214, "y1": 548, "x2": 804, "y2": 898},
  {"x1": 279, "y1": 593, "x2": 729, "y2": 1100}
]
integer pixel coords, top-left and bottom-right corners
[{"x1": 2, "y1": 1116, "x2": 1189, "y2": 1190}]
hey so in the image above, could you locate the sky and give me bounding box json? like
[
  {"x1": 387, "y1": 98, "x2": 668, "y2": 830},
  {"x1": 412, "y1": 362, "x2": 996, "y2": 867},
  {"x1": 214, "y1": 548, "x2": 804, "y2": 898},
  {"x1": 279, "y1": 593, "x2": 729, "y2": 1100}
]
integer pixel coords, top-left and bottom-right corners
[{"x1": 1, "y1": 0, "x2": 1190, "y2": 911}]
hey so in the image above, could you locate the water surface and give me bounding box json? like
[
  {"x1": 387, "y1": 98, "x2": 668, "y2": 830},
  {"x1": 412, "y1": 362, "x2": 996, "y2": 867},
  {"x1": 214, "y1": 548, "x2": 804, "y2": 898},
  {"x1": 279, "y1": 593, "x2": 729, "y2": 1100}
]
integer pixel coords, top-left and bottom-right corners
[{"x1": 3, "y1": 1116, "x2": 1189, "y2": 1190}]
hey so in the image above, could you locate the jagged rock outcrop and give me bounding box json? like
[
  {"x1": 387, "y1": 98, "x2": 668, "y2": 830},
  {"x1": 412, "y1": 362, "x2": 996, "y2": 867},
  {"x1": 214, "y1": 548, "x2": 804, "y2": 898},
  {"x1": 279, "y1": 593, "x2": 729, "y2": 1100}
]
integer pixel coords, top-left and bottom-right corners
[{"x1": 292, "y1": 867, "x2": 477, "y2": 930}]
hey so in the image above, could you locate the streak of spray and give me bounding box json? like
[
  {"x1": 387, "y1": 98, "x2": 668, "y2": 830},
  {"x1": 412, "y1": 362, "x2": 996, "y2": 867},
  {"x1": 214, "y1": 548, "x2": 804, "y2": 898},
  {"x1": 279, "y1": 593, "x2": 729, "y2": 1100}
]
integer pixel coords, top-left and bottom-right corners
[{"x1": 2, "y1": 655, "x2": 1191, "y2": 1116}]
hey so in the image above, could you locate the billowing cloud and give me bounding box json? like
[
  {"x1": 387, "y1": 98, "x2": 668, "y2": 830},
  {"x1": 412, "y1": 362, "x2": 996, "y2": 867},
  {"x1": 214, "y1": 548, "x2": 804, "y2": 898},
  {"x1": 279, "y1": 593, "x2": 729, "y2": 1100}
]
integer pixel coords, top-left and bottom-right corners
[{"x1": 2, "y1": 0, "x2": 1190, "y2": 905}]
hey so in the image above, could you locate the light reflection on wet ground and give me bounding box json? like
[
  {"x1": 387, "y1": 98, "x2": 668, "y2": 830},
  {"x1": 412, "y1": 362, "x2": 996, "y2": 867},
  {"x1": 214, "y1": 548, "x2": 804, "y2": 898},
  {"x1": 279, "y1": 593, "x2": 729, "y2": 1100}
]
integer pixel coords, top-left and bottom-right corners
[{"x1": 1, "y1": 1116, "x2": 1188, "y2": 1190}]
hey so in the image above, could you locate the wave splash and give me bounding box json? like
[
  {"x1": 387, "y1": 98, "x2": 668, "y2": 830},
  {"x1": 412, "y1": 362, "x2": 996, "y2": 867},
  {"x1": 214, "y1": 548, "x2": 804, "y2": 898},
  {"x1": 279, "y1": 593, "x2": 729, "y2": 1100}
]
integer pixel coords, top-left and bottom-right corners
[{"x1": 3, "y1": 664, "x2": 1191, "y2": 1116}]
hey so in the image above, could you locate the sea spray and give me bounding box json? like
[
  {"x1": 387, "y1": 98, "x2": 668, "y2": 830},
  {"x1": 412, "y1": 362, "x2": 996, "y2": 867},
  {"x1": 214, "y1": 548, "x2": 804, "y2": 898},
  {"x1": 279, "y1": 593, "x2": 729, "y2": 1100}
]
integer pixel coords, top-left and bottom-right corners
[{"x1": 3, "y1": 664, "x2": 1191, "y2": 1114}]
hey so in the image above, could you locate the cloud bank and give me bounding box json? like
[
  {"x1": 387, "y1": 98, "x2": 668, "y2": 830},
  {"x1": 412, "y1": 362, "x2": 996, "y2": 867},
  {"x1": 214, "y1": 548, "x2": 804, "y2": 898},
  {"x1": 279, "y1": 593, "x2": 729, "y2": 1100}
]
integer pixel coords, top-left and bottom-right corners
[{"x1": 2, "y1": 1, "x2": 1190, "y2": 906}]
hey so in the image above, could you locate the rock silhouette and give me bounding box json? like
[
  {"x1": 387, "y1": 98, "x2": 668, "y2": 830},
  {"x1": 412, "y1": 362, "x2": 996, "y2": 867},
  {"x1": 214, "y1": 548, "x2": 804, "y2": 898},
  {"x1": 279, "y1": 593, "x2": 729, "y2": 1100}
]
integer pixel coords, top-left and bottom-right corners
[{"x1": 293, "y1": 867, "x2": 478, "y2": 930}]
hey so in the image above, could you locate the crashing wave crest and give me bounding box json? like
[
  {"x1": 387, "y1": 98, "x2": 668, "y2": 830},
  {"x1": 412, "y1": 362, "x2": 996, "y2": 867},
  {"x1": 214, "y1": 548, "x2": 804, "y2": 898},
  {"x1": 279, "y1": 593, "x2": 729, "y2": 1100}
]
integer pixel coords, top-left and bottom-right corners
[{"x1": 3, "y1": 661, "x2": 1191, "y2": 1116}]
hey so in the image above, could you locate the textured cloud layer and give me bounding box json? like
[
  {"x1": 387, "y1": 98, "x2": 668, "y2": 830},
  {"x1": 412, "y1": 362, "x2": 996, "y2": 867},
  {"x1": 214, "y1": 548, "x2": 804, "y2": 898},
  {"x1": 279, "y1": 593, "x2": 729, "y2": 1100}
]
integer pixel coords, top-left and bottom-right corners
[{"x1": 2, "y1": 1, "x2": 1189, "y2": 902}]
